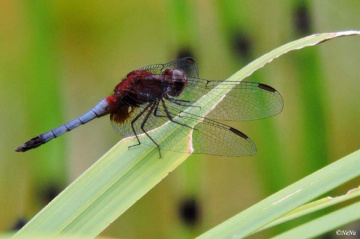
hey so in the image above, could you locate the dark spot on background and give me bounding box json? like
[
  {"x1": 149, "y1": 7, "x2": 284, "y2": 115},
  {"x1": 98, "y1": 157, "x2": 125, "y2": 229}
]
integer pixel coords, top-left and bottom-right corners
[
  {"x1": 231, "y1": 31, "x2": 252, "y2": 60},
  {"x1": 294, "y1": 4, "x2": 311, "y2": 34},
  {"x1": 175, "y1": 47, "x2": 195, "y2": 60},
  {"x1": 10, "y1": 217, "x2": 27, "y2": 230},
  {"x1": 39, "y1": 184, "x2": 62, "y2": 204},
  {"x1": 178, "y1": 197, "x2": 200, "y2": 226}
]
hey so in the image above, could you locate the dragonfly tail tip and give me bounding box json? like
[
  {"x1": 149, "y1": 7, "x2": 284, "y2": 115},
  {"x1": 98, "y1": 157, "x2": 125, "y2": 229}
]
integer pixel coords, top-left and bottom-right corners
[{"x1": 14, "y1": 145, "x2": 25, "y2": 152}]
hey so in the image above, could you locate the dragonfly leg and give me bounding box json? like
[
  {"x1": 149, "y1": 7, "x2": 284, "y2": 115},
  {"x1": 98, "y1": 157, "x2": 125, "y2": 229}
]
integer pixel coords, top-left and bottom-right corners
[
  {"x1": 161, "y1": 99, "x2": 192, "y2": 129},
  {"x1": 129, "y1": 103, "x2": 152, "y2": 150},
  {"x1": 165, "y1": 95, "x2": 200, "y2": 109},
  {"x1": 164, "y1": 96, "x2": 201, "y2": 118},
  {"x1": 140, "y1": 102, "x2": 162, "y2": 157},
  {"x1": 153, "y1": 100, "x2": 167, "y2": 118},
  {"x1": 166, "y1": 97, "x2": 196, "y2": 103}
]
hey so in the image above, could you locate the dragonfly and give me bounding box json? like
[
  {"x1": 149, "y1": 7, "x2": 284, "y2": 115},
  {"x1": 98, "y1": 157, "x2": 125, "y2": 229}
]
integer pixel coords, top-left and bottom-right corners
[{"x1": 15, "y1": 57, "x2": 283, "y2": 157}]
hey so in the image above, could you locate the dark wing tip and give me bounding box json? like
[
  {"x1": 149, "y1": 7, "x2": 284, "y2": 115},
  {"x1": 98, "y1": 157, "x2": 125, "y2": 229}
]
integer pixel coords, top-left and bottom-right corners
[
  {"x1": 229, "y1": 127, "x2": 257, "y2": 156},
  {"x1": 229, "y1": 127, "x2": 248, "y2": 139},
  {"x1": 184, "y1": 57, "x2": 196, "y2": 64},
  {"x1": 257, "y1": 83, "x2": 284, "y2": 116},
  {"x1": 185, "y1": 56, "x2": 199, "y2": 77},
  {"x1": 257, "y1": 83, "x2": 276, "y2": 92}
]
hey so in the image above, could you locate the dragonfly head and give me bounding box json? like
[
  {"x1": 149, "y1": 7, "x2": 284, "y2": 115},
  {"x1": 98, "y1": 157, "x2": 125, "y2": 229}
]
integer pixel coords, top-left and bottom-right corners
[{"x1": 163, "y1": 69, "x2": 187, "y2": 97}]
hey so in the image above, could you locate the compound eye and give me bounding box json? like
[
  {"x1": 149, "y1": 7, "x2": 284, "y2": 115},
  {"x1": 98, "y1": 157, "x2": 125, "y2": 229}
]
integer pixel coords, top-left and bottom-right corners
[{"x1": 172, "y1": 69, "x2": 184, "y2": 79}]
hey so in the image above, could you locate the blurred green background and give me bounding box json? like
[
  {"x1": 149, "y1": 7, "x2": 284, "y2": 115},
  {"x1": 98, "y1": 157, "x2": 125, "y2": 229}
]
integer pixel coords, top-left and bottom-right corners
[{"x1": 1, "y1": 0, "x2": 360, "y2": 238}]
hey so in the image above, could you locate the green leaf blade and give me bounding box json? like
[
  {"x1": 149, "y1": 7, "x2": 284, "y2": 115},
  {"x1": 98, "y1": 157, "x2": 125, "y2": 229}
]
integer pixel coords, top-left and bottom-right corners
[
  {"x1": 258, "y1": 186, "x2": 360, "y2": 232},
  {"x1": 272, "y1": 201, "x2": 360, "y2": 239},
  {"x1": 197, "y1": 150, "x2": 360, "y2": 239}
]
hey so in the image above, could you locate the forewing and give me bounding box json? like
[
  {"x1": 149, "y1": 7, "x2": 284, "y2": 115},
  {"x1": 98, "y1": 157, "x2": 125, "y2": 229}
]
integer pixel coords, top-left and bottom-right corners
[
  {"x1": 139, "y1": 57, "x2": 199, "y2": 77},
  {"x1": 137, "y1": 64, "x2": 163, "y2": 75},
  {"x1": 162, "y1": 57, "x2": 199, "y2": 77},
  {"x1": 175, "y1": 79, "x2": 284, "y2": 121}
]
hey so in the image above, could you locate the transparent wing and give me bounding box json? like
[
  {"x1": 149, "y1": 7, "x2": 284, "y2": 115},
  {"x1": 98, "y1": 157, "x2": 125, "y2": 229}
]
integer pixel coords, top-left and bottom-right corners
[
  {"x1": 110, "y1": 104, "x2": 148, "y2": 137},
  {"x1": 139, "y1": 57, "x2": 199, "y2": 77},
  {"x1": 110, "y1": 93, "x2": 256, "y2": 156},
  {"x1": 136, "y1": 101, "x2": 256, "y2": 156},
  {"x1": 110, "y1": 95, "x2": 164, "y2": 138},
  {"x1": 109, "y1": 73, "x2": 281, "y2": 156},
  {"x1": 174, "y1": 79, "x2": 284, "y2": 121}
]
